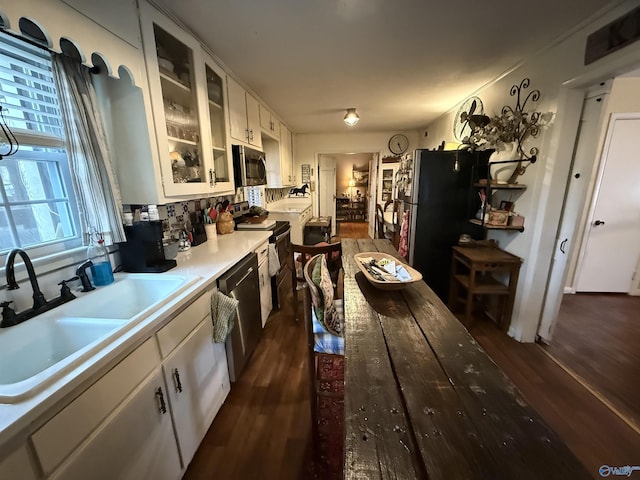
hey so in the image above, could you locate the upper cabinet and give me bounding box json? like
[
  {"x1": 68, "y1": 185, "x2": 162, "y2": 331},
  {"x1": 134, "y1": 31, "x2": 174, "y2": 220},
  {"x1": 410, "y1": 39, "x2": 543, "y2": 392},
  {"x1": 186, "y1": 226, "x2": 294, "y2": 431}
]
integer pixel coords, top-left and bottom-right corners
[
  {"x1": 264, "y1": 122, "x2": 293, "y2": 187},
  {"x1": 259, "y1": 103, "x2": 280, "y2": 139},
  {"x1": 140, "y1": 3, "x2": 233, "y2": 198},
  {"x1": 203, "y1": 53, "x2": 234, "y2": 192},
  {"x1": 227, "y1": 76, "x2": 262, "y2": 149}
]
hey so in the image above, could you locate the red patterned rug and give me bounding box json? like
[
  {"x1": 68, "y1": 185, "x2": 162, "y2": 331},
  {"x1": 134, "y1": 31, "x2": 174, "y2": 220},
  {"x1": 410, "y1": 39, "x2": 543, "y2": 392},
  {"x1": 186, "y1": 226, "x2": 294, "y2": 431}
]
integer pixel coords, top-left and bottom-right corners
[{"x1": 315, "y1": 354, "x2": 344, "y2": 480}]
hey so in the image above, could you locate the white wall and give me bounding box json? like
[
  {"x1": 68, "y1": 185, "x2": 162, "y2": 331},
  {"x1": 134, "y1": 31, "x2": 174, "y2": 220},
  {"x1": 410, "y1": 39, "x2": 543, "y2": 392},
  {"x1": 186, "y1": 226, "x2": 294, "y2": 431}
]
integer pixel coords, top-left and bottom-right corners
[{"x1": 419, "y1": 0, "x2": 640, "y2": 342}]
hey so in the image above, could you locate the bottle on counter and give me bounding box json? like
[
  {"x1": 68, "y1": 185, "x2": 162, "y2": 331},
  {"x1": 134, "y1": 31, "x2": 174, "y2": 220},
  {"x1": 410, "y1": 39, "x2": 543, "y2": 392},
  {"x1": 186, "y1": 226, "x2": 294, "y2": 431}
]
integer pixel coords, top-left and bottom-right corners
[{"x1": 87, "y1": 234, "x2": 114, "y2": 286}]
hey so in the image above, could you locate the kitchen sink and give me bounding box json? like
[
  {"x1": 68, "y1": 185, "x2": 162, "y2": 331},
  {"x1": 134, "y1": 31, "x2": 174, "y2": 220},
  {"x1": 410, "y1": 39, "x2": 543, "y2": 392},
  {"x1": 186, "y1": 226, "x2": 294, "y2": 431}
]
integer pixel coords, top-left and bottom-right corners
[
  {"x1": 61, "y1": 274, "x2": 198, "y2": 320},
  {"x1": 0, "y1": 273, "x2": 199, "y2": 403}
]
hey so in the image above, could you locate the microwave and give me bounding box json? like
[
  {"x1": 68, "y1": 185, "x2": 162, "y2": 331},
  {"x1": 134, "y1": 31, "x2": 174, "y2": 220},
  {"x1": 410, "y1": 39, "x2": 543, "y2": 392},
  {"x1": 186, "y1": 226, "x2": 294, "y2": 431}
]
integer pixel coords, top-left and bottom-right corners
[{"x1": 233, "y1": 145, "x2": 267, "y2": 187}]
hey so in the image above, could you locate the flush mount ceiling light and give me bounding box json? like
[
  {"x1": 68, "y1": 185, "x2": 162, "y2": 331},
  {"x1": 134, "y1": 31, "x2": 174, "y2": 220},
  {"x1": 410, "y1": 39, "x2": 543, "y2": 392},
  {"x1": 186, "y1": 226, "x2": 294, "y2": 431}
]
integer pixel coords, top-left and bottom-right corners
[{"x1": 343, "y1": 108, "x2": 360, "y2": 126}]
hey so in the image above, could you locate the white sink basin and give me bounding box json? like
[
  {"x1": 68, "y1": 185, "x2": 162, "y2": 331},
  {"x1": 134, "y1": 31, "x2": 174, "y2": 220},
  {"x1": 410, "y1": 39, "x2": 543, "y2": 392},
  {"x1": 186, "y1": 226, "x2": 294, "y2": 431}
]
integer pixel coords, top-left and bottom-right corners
[
  {"x1": 0, "y1": 273, "x2": 200, "y2": 403},
  {"x1": 62, "y1": 274, "x2": 197, "y2": 320},
  {"x1": 0, "y1": 317, "x2": 126, "y2": 401}
]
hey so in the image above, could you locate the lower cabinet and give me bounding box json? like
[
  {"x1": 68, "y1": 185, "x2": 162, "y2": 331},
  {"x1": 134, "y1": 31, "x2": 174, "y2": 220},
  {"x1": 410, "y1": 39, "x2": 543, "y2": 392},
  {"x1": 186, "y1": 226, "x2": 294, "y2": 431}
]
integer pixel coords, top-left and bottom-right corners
[
  {"x1": 28, "y1": 288, "x2": 229, "y2": 479},
  {"x1": 49, "y1": 368, "x2": 181, "y2": 480},
  {"x1": 162, "y1": 318, "x2": 229, "y2": 468},
  {"x1": 0, "y1": 445, "x2": 39, "y2": 480}
]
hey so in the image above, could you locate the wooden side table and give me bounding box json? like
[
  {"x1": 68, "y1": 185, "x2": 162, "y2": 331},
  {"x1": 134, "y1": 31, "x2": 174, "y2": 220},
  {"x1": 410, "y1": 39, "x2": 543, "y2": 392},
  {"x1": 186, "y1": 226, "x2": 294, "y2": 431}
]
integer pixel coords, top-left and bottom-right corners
[{"x1": 448, "y1": 245, "x2": 522, "y2": 330}]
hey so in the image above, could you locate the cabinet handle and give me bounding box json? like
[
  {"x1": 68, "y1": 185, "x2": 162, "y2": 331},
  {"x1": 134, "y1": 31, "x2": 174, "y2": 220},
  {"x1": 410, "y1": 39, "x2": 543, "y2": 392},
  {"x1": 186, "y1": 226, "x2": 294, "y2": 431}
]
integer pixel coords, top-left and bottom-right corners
[
  {"x1": 249, "y1": 129, "x2": 254, "y2": 141},
  {"x1": 209, "y1": 168, "x2": 216, "y2": 187},
  {"x1": 155, "y1": 387, "x2": 167, "y2": 414},
  {"x1": 559, "y1": 238, "x2": 567, "y2": 254},
  {"x1": 245, "y1": 128, "x2": 250, "y2": 141},
  {"x1": 173, "y1": 368, "x2": 183, "y2": 393},
  {"x1": 235, "y1": 267, "x2": 254, "y2": 288}
]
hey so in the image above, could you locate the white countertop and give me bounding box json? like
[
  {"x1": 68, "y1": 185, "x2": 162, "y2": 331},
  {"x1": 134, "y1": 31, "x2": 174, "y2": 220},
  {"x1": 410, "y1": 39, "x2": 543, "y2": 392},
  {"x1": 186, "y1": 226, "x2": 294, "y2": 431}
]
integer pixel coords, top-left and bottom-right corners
[
  {"x1": 0, "y1": 230, "x2": 270, "y2": 446},
  {"x1": 267, "y1": 197, "x2": 312, "y2": 213}
]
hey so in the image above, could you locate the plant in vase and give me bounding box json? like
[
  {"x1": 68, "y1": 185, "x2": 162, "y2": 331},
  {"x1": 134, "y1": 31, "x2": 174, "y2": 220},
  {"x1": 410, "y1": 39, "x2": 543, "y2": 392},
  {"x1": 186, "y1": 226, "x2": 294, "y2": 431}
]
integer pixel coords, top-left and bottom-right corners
[{"x1": 464, "y1": 78, "x2": 541, "y2": 184}]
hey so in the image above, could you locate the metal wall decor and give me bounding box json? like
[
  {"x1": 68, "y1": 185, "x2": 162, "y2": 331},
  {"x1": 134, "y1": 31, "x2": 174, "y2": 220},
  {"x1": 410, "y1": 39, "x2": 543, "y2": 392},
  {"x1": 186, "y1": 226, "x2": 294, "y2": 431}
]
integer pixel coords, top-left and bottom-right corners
[{"x1": 502, "y1": 77, "x2": 541, "y2": 161}]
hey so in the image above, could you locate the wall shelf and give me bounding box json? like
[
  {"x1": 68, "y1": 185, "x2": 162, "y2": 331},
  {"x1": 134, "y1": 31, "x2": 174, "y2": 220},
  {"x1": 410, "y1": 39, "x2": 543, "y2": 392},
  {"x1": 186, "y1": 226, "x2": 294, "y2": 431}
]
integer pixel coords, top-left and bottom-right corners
[{"x1": 469, "y1": 219, "x2": 525, "y2": 232}]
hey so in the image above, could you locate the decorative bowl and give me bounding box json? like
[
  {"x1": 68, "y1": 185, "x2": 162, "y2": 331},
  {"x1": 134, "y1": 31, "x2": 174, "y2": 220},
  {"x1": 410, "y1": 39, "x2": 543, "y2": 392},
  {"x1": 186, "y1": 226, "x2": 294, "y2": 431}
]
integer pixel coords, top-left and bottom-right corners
[
  {"x1": 243, "y1": 212, "x2": 269, "y2": 224},
  {"x1": 354, "y1": 252, "x2": 422, "y2": 290}
]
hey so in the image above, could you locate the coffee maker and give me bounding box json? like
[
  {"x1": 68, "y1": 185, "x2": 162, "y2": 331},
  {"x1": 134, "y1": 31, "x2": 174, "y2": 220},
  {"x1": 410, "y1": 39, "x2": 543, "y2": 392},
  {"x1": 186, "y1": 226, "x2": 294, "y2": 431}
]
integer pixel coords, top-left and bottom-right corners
[{"x1": 118, "y1": 221, "x2": 176, "y2": 273}]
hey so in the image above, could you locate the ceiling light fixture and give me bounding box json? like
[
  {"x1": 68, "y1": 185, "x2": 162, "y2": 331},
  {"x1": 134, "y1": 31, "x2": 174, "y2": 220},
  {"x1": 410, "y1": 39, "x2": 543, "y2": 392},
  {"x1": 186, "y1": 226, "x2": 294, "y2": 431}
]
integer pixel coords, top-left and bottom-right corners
[{"x1": 344, "y1": 108, "x2": 359, "y2": 126}]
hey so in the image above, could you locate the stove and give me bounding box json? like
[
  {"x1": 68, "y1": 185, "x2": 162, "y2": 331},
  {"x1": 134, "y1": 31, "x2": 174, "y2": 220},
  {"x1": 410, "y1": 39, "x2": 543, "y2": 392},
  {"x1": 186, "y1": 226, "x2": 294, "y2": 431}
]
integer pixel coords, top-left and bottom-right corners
[{"x1": 230, "y1": 202, "x2": 292, "y2": 310}]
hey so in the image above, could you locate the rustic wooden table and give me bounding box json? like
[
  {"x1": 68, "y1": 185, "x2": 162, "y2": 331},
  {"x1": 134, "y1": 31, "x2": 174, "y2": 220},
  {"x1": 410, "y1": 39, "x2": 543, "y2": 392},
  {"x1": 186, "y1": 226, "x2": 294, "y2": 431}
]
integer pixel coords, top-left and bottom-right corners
[{"x1": 342, "y1": 238, "x2": 590, "y2": 480}]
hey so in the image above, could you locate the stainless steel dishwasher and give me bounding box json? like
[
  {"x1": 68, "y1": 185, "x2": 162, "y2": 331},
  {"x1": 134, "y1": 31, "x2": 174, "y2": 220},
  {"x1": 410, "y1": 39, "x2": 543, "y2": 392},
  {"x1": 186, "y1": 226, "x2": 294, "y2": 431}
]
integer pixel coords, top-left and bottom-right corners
[{"x1": 218, "y1": 252, "x2": 262, "y2": 382}]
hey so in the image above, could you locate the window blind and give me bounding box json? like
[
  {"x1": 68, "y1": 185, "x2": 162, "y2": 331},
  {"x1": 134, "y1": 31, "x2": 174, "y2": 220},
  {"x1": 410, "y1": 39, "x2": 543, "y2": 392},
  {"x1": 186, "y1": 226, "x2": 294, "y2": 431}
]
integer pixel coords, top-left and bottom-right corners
[{"x1": 0, "y1": 33, "x2": 64, "y2": 139}]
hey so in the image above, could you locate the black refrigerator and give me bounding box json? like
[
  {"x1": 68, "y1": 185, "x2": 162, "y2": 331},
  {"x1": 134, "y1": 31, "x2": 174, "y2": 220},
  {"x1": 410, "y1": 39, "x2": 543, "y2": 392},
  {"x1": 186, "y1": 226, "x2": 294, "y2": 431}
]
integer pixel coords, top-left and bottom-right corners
[{"x1": 401, "y1": 149, "x2": 487, "y2": 302}]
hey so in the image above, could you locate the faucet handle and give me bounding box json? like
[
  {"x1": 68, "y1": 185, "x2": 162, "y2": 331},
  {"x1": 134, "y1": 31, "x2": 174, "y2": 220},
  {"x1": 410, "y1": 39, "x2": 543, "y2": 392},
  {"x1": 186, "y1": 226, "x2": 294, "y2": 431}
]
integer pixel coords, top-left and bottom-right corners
[
  {"x1": 58, "y1": 280, "x2": 77, "y2": 301},
  {"x1": 0, "y1": 301, "x2": 17, "y2": 328}
]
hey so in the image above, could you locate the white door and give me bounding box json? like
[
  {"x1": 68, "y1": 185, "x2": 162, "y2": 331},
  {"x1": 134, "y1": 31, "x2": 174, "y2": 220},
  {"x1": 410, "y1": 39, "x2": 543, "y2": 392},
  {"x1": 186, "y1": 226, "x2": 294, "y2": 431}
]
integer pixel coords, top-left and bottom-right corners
[
  {"x1": 575, "y1": 114, "x2": 640, "y2": 292},
  {"x1": 318, "y1": 155, "x2": 337, "y2": 236},
  {"x1": 537, "y1": 88, "x2": 607, "y2": 341},
  {"x1": 368, "y1": 153, "x2": 379, "y2": 239}
]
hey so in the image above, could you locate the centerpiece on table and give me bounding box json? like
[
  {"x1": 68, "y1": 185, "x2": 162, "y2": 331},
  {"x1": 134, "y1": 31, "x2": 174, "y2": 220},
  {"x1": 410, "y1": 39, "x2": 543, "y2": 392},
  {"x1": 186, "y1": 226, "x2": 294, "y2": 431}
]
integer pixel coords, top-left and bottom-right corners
[{"x1": 463, "y1": 78, "x2": 542, "y2": 184}]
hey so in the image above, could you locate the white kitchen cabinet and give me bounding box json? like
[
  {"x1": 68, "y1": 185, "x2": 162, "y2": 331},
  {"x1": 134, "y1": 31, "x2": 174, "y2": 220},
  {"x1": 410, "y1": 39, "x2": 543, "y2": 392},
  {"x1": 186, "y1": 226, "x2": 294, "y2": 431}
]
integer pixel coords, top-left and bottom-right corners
[
  {"x1": 281, "y1": 123, "x2": 294, "y2": 184},
  {"x1": 34, "y1": 338, "x2": 181, "y2": 480},
  {"x1": 140, "y1": 2, "x2": 221, "y2": 198},
  {"x1": 255, "y1": 241, "x2": 272, "y2": 326},
  {"x1": 161, "y1": 318, "x2": 229, "y2": 469},
  {"x1": 269, "y1": 205, "x2": 312, "y2": 245},
  {"x1": 203, "y1": 51, "x2": 234, "y2": 193},
  {"x1": 0, "y1": 444, "x2": 38, "y2": 480},
  {"x1": 259, "y1": 103, "x2": 280, "y2": 139},
  {"x1": 49, "y1": 368, "x2": 180, "y2": 480},
  {"x1": 227, "y1": 76, "x2": 262, "y2": 149},
  {"x1": 156, "y1": 287, "x2": 229, "y2": 470},
  {"x1": 265, "y1": 123, "x2": 294, "y2": 187}
]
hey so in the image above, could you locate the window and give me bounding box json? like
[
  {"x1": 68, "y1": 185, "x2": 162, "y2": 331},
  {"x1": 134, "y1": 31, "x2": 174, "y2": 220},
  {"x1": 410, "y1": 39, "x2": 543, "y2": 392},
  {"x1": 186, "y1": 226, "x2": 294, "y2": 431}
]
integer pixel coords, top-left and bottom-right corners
[{"x1": 0, "y1": 32, "x2": 81, "y2": 257}]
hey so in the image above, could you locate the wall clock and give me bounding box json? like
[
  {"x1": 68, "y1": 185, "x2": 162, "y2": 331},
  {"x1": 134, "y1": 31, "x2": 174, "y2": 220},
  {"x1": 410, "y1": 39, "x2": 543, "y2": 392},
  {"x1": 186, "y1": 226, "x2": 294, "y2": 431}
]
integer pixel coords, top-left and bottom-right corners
[
  {"x1": 453, "y1": 96, "x2": 484, "y2": 141},
  {"x1": 388, "y1": 134, "x2": 409, "y2": 155}
]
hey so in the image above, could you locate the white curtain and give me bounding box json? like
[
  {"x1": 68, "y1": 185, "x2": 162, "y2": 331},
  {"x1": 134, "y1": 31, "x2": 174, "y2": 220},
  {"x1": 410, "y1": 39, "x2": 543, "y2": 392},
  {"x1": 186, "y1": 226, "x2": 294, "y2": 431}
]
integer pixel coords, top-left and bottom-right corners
[{"x1": 51, "y1": 54, "x2": 125, "y2": 245}]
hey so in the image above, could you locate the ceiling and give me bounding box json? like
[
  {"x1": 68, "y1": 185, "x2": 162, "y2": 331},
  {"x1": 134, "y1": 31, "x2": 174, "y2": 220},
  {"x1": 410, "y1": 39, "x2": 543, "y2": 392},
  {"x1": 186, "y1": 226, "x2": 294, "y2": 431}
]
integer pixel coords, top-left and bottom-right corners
[{"x1": 153, "y1": 0, "x2": 625, "y2": 134}]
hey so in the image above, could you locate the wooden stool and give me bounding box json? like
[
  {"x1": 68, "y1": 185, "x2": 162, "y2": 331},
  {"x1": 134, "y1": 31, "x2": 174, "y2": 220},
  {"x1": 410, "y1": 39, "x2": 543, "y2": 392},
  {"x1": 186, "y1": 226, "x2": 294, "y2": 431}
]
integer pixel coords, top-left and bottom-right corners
[{"x1": 448, "y1": 245, "x2": 522, "y2": 330}]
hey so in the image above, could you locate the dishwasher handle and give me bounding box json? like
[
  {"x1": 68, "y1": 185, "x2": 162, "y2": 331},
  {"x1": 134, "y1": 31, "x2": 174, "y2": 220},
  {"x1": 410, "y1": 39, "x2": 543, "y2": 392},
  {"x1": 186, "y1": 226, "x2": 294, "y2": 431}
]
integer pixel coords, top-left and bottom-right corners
[{"x1": 235, "y1": 267, "x2": 254, "y2": 288}]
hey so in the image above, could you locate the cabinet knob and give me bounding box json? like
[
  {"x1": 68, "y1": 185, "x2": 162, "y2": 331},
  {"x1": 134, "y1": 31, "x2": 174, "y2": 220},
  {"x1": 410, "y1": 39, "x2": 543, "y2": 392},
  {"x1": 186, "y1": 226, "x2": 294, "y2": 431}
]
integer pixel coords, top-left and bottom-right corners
[{"x1": 155, "y1": 387, "x2": 167, "y2": 414}]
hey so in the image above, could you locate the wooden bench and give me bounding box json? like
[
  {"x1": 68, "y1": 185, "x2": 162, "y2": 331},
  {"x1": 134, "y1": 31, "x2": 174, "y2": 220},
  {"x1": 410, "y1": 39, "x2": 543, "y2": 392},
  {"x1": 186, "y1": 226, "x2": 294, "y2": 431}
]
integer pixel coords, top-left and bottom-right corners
[{"x1": 342, "y1": 238, "x2": 590, "y2": 479}]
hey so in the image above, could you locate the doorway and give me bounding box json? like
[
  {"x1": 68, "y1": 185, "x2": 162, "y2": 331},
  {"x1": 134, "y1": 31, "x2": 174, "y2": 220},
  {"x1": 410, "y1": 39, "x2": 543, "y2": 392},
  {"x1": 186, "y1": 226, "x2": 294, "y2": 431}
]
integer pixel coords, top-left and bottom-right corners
[
  {"x1": 317, "y1": 152, "x2": 376, "y2": 238},
  {"x1": 538, "y1": 73, "x2": 640, "y2": 433}
]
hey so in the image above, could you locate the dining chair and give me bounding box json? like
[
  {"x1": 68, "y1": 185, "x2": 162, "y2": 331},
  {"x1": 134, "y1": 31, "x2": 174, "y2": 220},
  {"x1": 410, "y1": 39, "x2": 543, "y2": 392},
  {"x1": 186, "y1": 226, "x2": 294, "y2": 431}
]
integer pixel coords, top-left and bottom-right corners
[
  {"x1": 375, "y1": 203, "x2": 386, "y2": 239},
  {"x1": 302, "y1": 253, "x2": 344, "y2": 479},
  {"x1": 291, "y1": 240, "x2": 342, "y2": 321}
]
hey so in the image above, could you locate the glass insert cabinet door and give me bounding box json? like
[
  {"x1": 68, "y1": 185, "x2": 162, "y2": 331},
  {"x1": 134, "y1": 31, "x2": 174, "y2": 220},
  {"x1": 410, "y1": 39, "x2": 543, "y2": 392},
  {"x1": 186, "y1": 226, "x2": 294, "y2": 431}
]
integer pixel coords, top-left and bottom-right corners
[
  {"x1": 154, "y1": 24, "x2": 205, "y2": 187},
  {"x1": 204, "y1": 58, "x2": 233, "y2": 192}
]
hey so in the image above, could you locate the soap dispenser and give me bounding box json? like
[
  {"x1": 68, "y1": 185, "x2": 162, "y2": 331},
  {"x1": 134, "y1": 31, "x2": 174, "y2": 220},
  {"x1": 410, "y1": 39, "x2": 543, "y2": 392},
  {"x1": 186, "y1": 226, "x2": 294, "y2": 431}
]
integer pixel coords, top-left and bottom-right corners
[{"x1": 87, "y1": 232, "x2": 114, "y2": 286}]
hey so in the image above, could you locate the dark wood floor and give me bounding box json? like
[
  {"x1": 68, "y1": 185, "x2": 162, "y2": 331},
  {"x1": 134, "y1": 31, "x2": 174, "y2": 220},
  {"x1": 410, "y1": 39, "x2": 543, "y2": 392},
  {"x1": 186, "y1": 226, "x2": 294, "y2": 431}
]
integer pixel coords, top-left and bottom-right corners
[
  {"x1": 184, "y1": 277, "x2": 313, "y2": 480},
  {"x1": 543, "y1": 293, "x2": 640, "y2": 431},
  {"x1": 468, "y1": 315, "x2": 640, "y2": 477},
  {"x1": 185, "y1": 242, "x2": 640, "y2": 479}
]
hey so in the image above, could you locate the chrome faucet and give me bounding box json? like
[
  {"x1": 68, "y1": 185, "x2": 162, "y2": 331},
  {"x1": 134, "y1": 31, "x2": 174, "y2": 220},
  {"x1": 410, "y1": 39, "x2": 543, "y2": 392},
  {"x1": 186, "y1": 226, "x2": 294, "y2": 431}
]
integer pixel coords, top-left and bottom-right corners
[{"x1": 1, "y1": 249, "x2": 76, "y2": 328}]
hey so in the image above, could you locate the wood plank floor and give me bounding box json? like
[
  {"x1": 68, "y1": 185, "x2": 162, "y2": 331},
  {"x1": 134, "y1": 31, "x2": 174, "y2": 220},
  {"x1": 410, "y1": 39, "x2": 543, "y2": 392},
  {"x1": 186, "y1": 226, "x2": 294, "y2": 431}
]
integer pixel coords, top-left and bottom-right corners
[
  {"x1": 184, "y1": 276, "x2": 313, "y2": 480},
  {"x1": 543, "y1": 293, "x2": 640, "y2": 431},
  {"x1": 468, "y1": 316, "x2": 640, "y2": 478},
  {"x1": 185, "y1": 241, "x2": 640, "y2": 479}
]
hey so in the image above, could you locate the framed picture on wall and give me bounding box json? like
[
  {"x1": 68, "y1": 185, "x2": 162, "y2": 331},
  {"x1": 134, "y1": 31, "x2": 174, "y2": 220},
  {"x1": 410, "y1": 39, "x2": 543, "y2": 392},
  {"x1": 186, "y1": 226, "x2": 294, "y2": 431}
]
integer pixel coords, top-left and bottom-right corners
[{"x1": 353, "y1": 169, "x2": 369, "y2": 186}]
